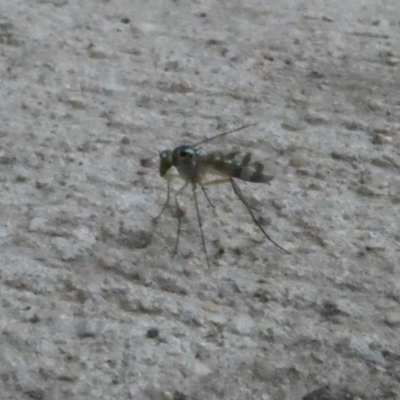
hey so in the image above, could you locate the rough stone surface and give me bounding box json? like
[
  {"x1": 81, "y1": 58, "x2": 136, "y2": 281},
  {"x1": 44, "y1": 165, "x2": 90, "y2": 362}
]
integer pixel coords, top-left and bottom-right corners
[{"x1": 0, "y1": 1, "x2": 399, "y2": 399}]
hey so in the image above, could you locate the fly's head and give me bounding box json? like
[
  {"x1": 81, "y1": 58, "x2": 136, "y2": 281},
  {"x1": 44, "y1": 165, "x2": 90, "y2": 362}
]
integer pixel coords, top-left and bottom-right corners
[
  {"x1": 159, "y1": 149, "x2": 173, "y2": 177},
  {"x1": 159, "y1": 145, "x2": 201, "y2": 181},
  {"x1": 159, "y1": 146, "x2": 201, "y2": 175}
]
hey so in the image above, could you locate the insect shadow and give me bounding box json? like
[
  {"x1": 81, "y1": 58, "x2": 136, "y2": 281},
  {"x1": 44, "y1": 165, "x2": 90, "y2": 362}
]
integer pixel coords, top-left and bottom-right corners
[{"x1": 153, "y1": 123, "x2": 291, "y2": 267}]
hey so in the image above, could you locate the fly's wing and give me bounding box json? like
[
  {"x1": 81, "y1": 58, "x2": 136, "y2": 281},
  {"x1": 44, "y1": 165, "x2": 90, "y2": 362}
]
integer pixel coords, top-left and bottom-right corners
[{"x1": 201, "y1": 151, "x2": 275, "y2": 183}]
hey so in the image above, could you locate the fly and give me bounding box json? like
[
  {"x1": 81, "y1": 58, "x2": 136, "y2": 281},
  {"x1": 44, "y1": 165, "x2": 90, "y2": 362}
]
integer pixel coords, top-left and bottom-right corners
[{"x1": 154, "y1": 123, "x2": 290, "y2": 267}]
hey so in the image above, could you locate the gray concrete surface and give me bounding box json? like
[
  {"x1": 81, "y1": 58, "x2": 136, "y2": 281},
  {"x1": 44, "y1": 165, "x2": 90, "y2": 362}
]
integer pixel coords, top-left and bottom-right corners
[{"x1": 0, "y1": 0, "x2": 399, "y2": 399}]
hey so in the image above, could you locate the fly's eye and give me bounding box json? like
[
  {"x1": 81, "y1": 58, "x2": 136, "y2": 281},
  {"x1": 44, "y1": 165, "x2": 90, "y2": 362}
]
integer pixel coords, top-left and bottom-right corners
[{"x1": 174, "y1": 147, "x2": 195, "y2": 159}]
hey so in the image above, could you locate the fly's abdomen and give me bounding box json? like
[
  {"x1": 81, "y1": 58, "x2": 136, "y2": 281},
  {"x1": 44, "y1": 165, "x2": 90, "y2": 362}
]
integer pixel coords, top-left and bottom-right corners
[{"x1": 203, "y1": 151, "x2": 275, "y2": 183}]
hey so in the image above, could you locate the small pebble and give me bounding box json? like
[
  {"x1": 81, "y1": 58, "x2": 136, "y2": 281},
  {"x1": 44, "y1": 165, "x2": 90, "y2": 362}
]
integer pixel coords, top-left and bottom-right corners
[
  {"x1": 371, "y1": 133, "x2": 392, "y2": 144},
  {"x1": 87, "y1": 44, "x2": 109, "y2": 59},
  {"x1": 76, "y1": 319, "x2": 99, "y2": 338},
  {"x1": 15, "y1": 167, "x2": 28, "y2": 182},
  {"x1": 67, "y1": 98, "x2": 86, "y2": 109},
  {"x1": 341, "y1": 118, "x2": 366, "y2": 131},
  {"x1": 192, "y1": 361, "x2": 212, "y2": 378},
  {"x1": 229, "y1": 314, "x2": 254, "y2": 336},
  {"x1": 384, "y1": 312, "x2": 400, "y2": 327},
  {"x1": 303, "y1": 386, "x2": 334, "y2": 400},
  {"x1": 356, "y1": 185, "x2": 380, "y2": 197},
  {"x1": 146, "y1": 327, "x2": 159, "y2": 339},
  {"x1": 289, "y1": 155, "x2": 307, "y2": 168},
  {"x1": 28, "y1": 217, "x2": 48, "y2": 232},
  {"x1": 35, "y1": 180, "x2": 51, "y2": 190},
  {"x1": 365, "y1": 98, "x2": 384, "y2": 111},
  {"x1": 53, "y1": 0, "x2": 68, "y2": 6},
  {"x1": 304, "y1": 111, "x2": 329, "y2": 125}
]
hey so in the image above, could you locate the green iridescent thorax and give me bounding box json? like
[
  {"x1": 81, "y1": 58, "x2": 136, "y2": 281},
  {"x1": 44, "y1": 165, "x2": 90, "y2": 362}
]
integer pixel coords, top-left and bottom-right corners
[
  {"x1": 171, "y1": 146, "x2": 202, "y2": 182},
  {"x1": 159, "y1": 150, "x2": 173, "y2": 177}
]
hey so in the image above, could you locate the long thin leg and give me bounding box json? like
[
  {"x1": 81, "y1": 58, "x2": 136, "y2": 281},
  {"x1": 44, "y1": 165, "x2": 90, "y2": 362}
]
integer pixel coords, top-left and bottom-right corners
[
  {"x1": 173, "y1": 182, "x2": 189, "y2": 257},
  {"x1": 154, "y1": 174, "x2": 182, "y2": 221},
  {"x1": 201, "y1": 185, "x2": 215, "y2": 208},
  {"x1": 230, "y1": 179, "x2": 291, "y2": 255},
  {"x1": 201, "y1": 178, "x2": 260, "y2": 212},
  {"x1": 193, "y1": 185, "x2": 211, "y2": 268},
  {"x1": 154, "y1": 179, "x2": 171, "y2": 221}
]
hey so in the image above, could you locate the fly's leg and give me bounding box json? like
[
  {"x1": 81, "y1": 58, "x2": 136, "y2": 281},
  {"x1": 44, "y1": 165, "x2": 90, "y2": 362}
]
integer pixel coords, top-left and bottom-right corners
[
  {"x1": 201, "y1": 178, "x2": 260, "y2": 212},
  {"x1": 230, "y1": 178, "x2": 291, "y2": 255},
  {"x1": 153, "y1": 179, "x2": 171, "y2": 221},
  {"x1": 201, "y1": 185, "x2": 215, "y2": 208},
  {"x1": 172, "y1": 182, "x2": 188, "y2": 258},
  {"x1": 201, "y1": 177, "x2": 290, "y2": 254},
  {"x1": 193, "y1": 185, "x2": 211, "y2": 268},
  {"x1": 154, "y1": 174, "x2": 182, "y2": 221}
]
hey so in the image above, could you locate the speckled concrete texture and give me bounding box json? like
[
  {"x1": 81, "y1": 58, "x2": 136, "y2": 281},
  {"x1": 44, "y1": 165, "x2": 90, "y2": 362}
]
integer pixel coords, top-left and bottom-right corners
[{"x1": 0, "y1": 1, "x2": 399, "y2": 399}]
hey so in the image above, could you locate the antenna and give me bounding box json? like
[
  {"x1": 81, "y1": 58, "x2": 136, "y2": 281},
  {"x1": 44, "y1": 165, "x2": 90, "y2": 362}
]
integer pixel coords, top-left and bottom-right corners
[{"x1": 193, "y1": 123, "x2": 257, "y2": 147}]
